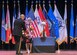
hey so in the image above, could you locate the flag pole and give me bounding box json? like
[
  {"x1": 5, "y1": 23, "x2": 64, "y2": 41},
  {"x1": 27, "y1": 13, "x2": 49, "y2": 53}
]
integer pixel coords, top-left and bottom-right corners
[
  {"x1": 6, "y1": 0, "x2": 11, "y2": 49},
  {"x1": 57, "y1": 44, "x2": 60, "y2": 53},
  {"x1": 11, "y1": 0, "x2": 16, "y2": 44},
  {"x1": 43, "y1": 0, "x2": 45, "y2": 10},
  {"x1": 14, "y1": 0, "x2": 15, "y2": 8},
  {"x1": 39, "y1": 0, "x2": 41, "y2": 8},
  {"x1": 43, "y1": 0, "x2": 45, "y2": 7},
  {"x1": 18, "y1": 0, "x2": 20, "y2": 6},
  {"x1": 48, "y1": 0, "x2": 51, "y2": 8},
  {"x1": 64, "y1": 0, "x2": 67, "y2": 25},
  {"x1": 25, "y1": 0, "x2": 28, "y2": 51},
  {"x1": 43, "y1": 0, "x2": 48, "y2": 13},
  {"x1": 36, "y1": 0, "x2": 38, "y2": 8},
  {"x1": 42, "y1": 0, "x2": 46, "y2": 38},
  {"x1": 76, "y1": 15, "x2": 77, "y2": 44},
  {"x1": 6, "y1": 0, "x2": 10, "y2": 50},
  {"x1": 63, "y1": 0, "x2": 67, "y2": 50},
  {"x1": 70, "y1": 0, "x2": 73, "y2": 43},
  {"x1": 1, "y1": 1, "x2": 4, "y2": 50},
  {"x1": 54, "y1": 0, "x2": 60, "y2": 53},
  {"x1": 18, "y1": 0, "x2": 20, "y2": 11},
  {"x1": 25, "y1": 0, "x2": 28, "y2": 21},
  {"x1": 42, "y1": 1, "x2": 47, "y2": 38},
  {"x1": 76, "y1": 20, "x2": 77, "y2": 50},
  {"x1": 31, "y1": 1, "x2": 33, "y2": 10},
  {"x1": 17, "y1": 0, "x2": 20, "y2": 19},
  {"x1": 7, "y1": 0, "x2": 9, "y2": 13},
  {"x1": 26, "y1": 0, "x2": 28, "y2": 5},
  {"x1": 70, "y1": 0, "x2": 74, "y2": 50}
]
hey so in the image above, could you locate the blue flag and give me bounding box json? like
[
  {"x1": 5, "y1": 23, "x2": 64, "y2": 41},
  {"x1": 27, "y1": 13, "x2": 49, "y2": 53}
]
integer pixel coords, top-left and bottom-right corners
[
  {"x1": 47, "y1": 7, "x2": 59, "y2": 40},
  {"x1": 43, "y1": 8, "x2": 55, "y2": 37},
  {"x1": 1, "y1": 4, "x2": 6, "y2": 42},
  {"x1": 70, "y1": 4, "x2": 74, "y2": 43},
  {"x1": 28, "y1": 8, "x2": 35, "y2": 21}
]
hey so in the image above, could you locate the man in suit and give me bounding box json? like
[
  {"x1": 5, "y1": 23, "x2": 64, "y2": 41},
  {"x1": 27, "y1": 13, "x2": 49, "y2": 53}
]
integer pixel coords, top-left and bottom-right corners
[{"x1": 13, "y1": 14, "x2": 26, "y2": 55}]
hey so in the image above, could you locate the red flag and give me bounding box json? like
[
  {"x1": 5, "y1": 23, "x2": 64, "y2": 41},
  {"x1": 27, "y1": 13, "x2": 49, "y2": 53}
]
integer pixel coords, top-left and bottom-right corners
[
  {"x1": 38, "y1": 6, "x2": 50, "y2": 37},
  {"x1": 6, "y1": 5, "x2": 12, "y2": 43}
]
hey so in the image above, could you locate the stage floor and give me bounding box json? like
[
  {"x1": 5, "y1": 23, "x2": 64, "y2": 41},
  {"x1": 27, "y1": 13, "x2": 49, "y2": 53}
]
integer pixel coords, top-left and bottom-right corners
[{"x1": 0, "y1": 50, "x2": 77, "y2": 55}]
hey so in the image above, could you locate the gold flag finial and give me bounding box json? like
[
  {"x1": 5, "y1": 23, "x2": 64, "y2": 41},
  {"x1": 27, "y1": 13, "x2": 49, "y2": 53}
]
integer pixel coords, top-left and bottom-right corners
[
  {"x1": 7, "y1": 0, "x2": 8, "y2": 4},
  {"x1": 18, "y1": 0, "x2": 20, "y2": 7},
  {"x1": 36, "y1": 0, "x2": 38, "y2": 5},
  {"x1": 18, "y1": 0, "x2": 20, "y2": 4},
  {"x1": 43, "y1": 0, "x2": 45, "y2": 8},
  {"x1": 2, "y1": 1, "x2": 4, "y2": 4},
  {"x1": 31, "y1": 1, "x2": 33, "y2": 10},
  {"x1": 14, "y1": 0, "x2": 15, "y2": 7},
  {"x1": 65, "y1": 0, "x2": 67, "y2": 3},
  {"x1": 54, "y1": 0, "x2": 56, "y2": 4},
  {"x1": 36, "y1": 1, "x2": 38, "y2": 8},
  {"x1": 71, "y1": 0, "x2": 73, "y2": 6},
  {"x1": 7, "y1": 0, "x2": 9, "y2": 8},
  {"x1": 39, "y1": 0, "x2": 41, "y2": 7},
  {"x1": 2, "y1": 1, "x2": 4, "y2": 7},
  {"x1": 48, "y1": 0, "x2": 51, "y2": 7},
  {"x1": 26, "y1": 0, "x2": 28, "y2": 5}
]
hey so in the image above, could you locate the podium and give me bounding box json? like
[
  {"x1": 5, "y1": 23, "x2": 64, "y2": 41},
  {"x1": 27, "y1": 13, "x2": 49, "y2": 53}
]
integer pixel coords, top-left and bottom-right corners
[{"x1": 32, "y1": 37, "x2": 56, "y2": 53}]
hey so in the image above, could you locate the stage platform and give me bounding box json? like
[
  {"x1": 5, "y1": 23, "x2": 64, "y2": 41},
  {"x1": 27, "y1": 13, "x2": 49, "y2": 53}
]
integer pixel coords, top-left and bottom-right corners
[{"x1": 0, "y1": 50, "x2": 77, "y2": 55}]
